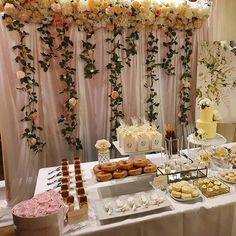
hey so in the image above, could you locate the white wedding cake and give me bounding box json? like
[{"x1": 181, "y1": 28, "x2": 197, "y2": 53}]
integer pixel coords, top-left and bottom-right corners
[
  {"x1": 117, "y1": 124, "x2": 162, "y2": 153},
  {"x1": 196, "y1": 98, "x2": 220, "y2": 139}
]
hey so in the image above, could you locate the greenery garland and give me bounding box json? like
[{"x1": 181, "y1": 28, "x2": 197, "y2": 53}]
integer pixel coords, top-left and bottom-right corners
[
  {"x1": 37, "y1": 18, "x2": 55, "y2": 72},
  {"x1": 80, "y1": 26, "x2": 99, "y2": 79},
  {"x1": 161, "y1": 27, "x2": 178, "y2": 76},
  {"x1": 178, "y1": 29, "x2": 193, "y2": 125},
  {"x1": 145, "y1": 31, "x2": 160, "y2": 125},
  {"x1": 123, "y1": 30, "x2": 139, "y2": 67},
  {"x1": 106, "y1": 26, "x2": 125, "y2": 140},
  {"x1": 2, "y1": 14, "x2": 45, "y2": 153},
  {"x1": 56, "y1": 22, "x2": 82, "y2": 151}
]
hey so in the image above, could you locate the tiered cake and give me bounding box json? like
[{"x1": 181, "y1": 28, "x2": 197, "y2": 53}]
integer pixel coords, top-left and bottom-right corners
[
  {"x1": 196, "y1": 98, "x2": 220, "y2": 139},
  {"x1": 117, "y1": 124, "x2": 162, "y2": 153}
]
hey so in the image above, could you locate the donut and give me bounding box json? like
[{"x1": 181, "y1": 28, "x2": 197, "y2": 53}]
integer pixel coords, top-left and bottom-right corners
[
  {"x1": 96, "y1": 171, "x2": 113, "y2": 182},
  {"x1": 101, "y1": 162, "x2": 117, "y2": 172},
  {"x1": 133, "y1": 159, "x2": 148, "y2": 168},
  {"x1": 128, "y1": 167, "x2": 142, "y2": 176},
  {"x1": 117, "y1": 160, "x2": 133, "y2": 170},
  {"x1": 93, "y1": 164, "x2": 102, "y2": 174},
  {"x1": 143, "y1": 164, "x2": 157, "y2": 173},
  {"x1": 113, "y1": 169, "x2": 128, "y2": 179}
]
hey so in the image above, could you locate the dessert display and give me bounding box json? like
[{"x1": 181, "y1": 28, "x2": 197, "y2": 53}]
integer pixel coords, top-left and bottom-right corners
[
  {"x1": 195, "y1": 177, "x2": 230, "y2": 197},
  {"x1": 196, "y1": 98, "x2": 220, "y2": 139},
  {"x1": 93, "y1": 189, "x2": 169, "y2": 222},
  {"x1": 93, "y1": 158, "x2": 157, "y2": 182},
  {"x1": 12, "y1": 191, "x2": 65, "y2": 236},
  {"x1": 219, "y1": 170, "x2": 236, "y2": 184},
  {"x1": 116, "y1": 122, "x2": 162, "y2": 153},
  {"x1": 167, "y1": 181, "x2": 200, "y2": 201}
]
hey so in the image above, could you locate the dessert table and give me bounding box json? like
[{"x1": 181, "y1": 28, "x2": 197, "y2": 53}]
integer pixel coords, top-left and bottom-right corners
[{"x1": 34, "y1": 143, "x2": 236, "y2": 236}]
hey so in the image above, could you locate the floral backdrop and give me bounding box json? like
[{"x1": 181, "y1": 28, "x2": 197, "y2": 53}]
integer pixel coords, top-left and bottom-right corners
[
  {"x1": 0, "y1": 0, "x2": 211, "y2": 154},
  {"x1": 196, "y1": 41, "x2": 236, "y2": 122}
]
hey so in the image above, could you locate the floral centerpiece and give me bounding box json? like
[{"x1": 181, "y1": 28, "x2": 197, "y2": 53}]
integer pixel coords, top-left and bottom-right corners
[{"x1": 95, "y1": 139, "x2": 111, "y2": 163}]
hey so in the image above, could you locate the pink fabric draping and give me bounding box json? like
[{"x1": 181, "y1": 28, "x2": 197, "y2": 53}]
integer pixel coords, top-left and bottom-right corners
[{"x1": 0, "y1": 16, "x2": 208, "y2": 204}]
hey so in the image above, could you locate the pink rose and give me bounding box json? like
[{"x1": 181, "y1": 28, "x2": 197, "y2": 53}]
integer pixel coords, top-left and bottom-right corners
[
  {"x1": 30, "y1": 112, "x2": 38, "y2": 121},
  {"x1": 4, "y1": 3, "x2": 17, "y2": 16},
  {"x1": 51, "y1": 3, "x2": 62, "y2": 13},
  {"x1": 16, "y1": 71, "x2": 25, "y2": 79}
]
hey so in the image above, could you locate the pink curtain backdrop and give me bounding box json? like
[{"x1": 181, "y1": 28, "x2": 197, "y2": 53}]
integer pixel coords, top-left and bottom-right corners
[{"x1": 0, "y1": 16, "x2": 209, "y2": 205}]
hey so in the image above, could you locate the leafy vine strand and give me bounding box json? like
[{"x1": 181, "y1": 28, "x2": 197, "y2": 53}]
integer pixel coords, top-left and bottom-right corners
[
  {"x1": 80, "y1": 26, "x2": 99, "y2": 79},
  {"x1": 3, "y1": 14, "x2": 45, "y2": 153},
  {"x1": 178, "y1": 29, "x2": 192, "y2": 125},
  {"x1": 161, "y1": 27, "x2": 178, "y2": 76},
  {"x1": 106, "y1": 26, "x2": 125, "y2": 140},
  {"x1": 145, "y1": 31, "x2": 160, "y2": 125},
  {"x1": 56, "y1": 23, "x2": 82, "y2": 150}
]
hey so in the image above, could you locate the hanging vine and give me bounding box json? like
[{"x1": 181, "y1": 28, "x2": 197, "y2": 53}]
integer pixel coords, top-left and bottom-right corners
[
  {"x1": 123, "y1": 30, "x2": 139, "y2": 66},
  {"x1": 56, "y1": 23, "x2": 82, "y2": 150},
  {"x1": 37, "y1": 18, "x2": 55, "y2": 72},
  {"x1": 161, "y1": 27, "x2": 178, "y2": 76},
  {"x1": 80, "y1": 26, "x2": 99, "y2": 79},
  {"x1": 145, "y1": 31, "x2": 160, "y2": 125},
  {"x1": 178, "y1": 29, "x2": 193, "y2": 125},
  {"x1": 106, "y1": 26, "x2": 125, "y2": 140},
  {"x1": 3, "y1": 14, "x2": 45, "y2": 153}
]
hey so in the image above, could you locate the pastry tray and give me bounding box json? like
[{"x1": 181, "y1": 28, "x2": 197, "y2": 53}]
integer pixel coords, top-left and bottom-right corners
[{"x1": 93, "y1": 179, "x2": 172, "y2": 224}]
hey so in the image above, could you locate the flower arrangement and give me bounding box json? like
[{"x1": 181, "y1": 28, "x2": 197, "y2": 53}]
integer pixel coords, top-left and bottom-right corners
[
  {"x1": 95, "y1": 139, "x2": 111, "y2": 154},
  {"x1": 194, "y1": 127, "x2": 206, "y2": 140},
  {"x1": 1, "y1": 1, "x2": 210, "y2": 31},
  {"x1": 213, "y1": 110, "x2": 221, "y2": 121},
  {"x1": 198, "y1": 98, "x2": 213, "y2": 109}
]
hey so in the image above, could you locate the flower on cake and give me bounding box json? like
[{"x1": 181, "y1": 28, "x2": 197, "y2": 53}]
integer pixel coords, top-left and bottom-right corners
[
  {"x1": 95, "y1": 139, "x2": 111, "y2": 153},
  {"x1": 194, "y1": 127, "x2": 206, "y2": 140},
  {"x1": 212, "y1": 110, "x2": 221, "y2": 121},
  {"x1": 198, "y1": 98, "x2": 213, "y2": 109}
]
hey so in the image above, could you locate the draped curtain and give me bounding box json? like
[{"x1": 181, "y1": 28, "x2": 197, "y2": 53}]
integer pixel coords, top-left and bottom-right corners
[{"x1": 0, "y1": 19, "x2": 209, "y2": 205}]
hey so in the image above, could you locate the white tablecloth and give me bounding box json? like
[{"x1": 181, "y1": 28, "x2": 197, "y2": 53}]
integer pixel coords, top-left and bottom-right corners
[{"x1": 34, "y1": 144, "x2": 236, "y2": 236}]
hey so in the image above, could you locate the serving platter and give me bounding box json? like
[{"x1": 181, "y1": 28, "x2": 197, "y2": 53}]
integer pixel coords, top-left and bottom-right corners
[{"x1": 168, "y1": 189, "x2": 202, "y2": 202}]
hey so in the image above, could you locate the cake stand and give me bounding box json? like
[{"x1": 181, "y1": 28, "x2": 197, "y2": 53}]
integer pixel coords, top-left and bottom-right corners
[{"x1": 113, "y1": 141, "x2": 163, "y2": 160}]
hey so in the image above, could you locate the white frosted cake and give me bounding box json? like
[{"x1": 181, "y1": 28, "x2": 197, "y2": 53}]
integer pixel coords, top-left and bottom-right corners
[
  {"x1": 196, "y1": 98, "x2": 220, "y2": 139},
  {"x1": 117, "y1": 124, "x2": 162, "y2": 153}
]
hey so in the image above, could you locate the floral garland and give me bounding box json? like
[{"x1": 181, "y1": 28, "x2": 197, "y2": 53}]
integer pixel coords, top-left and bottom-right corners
[
  {"x1": 37, "y1": 18, "x2": 55, "y2": 72},
  {"x1": 161, "y1": 27, "x2": 178, "y2": 75},
  {"x1": 1, "y1": 1, "x2": 210, "y2": 31},
  {"x1": 145, "y1": 31, "x2": 160, "y2": 125},
  {"x1": 106, "y1": 26, "x2": 125, "y2": 140},
  {"x1": 56, "y1": 22, "x2": 82, "y2": 151},
  {"x1": 2, "y1": 14, "x2": 45, "y2": 153},
  {"x1": 178, "y1": 29, "x2": 192, "y2": 125},
  {"x1": 197, "y1": 41, "x2": 236, "y2": 105},
  {"x1": 80, "y1": 26, "x2": 99, "y2": 79}
]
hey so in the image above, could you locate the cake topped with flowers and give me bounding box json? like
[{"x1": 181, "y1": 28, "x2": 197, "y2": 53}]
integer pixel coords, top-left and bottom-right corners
[{"x1": 195, "y1": 98, "x2": 221, "y2": 139}]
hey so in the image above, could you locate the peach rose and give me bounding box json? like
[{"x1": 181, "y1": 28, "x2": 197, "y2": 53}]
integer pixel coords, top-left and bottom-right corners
[
  {"x1": 28, "y1": 138, "x2": 37, "y2": 146},
  {"x1": 111, "y1": 91, "x2": 119, "y2": 99},
  {"x1": 131, "y1": 1, "x2": 140, "y2": 10},
  {"x1": 17, "y1": 71, "x2": 26, "y2": 80},
  {"x1": 105, "y1": 6, "x2": 114, "y2": 16},
  {"x1": 30, "y1": 112, "x2": 38, "y2": 121},
  {"x1": 18, "y1": 11, "x2": 31, "y2": 22},
  {"x1": 51, "y1": 3, "x2": 62, "y2": 13},
  {"x1": 4, "y1": 3, "x2": 17, "y2": 16}
]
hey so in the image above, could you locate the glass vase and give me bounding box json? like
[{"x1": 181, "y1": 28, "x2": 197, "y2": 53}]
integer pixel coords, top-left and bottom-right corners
[{"x1": 98, "y1": 151, "x2": 110, "y2": 164}]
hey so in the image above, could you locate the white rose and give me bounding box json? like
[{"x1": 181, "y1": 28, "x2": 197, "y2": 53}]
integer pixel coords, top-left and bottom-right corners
[
  {"x1": 213, "y1": 110, "x2": 221, "y2": 121},
  {"x1": 28, "y1": 138, "x2": 36, "y2": 146},
  {"x1": 183, "y1": 80, "x2": 191, "y2": 88},
  {"x1": 95, "y1": 139, "x2": 111, "y2": 153},
  {"x1": 17, "y1": 71, "x2": 26, "y2": 79},
  {"x1": 69, "y1": 97, "x2": 77, "y2": 107}
]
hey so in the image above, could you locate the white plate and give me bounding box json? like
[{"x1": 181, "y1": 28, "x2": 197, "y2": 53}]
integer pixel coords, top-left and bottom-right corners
[
  {"x1": 168, "y1": 189, "x2": 201, "y2": 202},
  {"x1": 218, "y1": 172, "x2": 236, "y2": 184}
]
